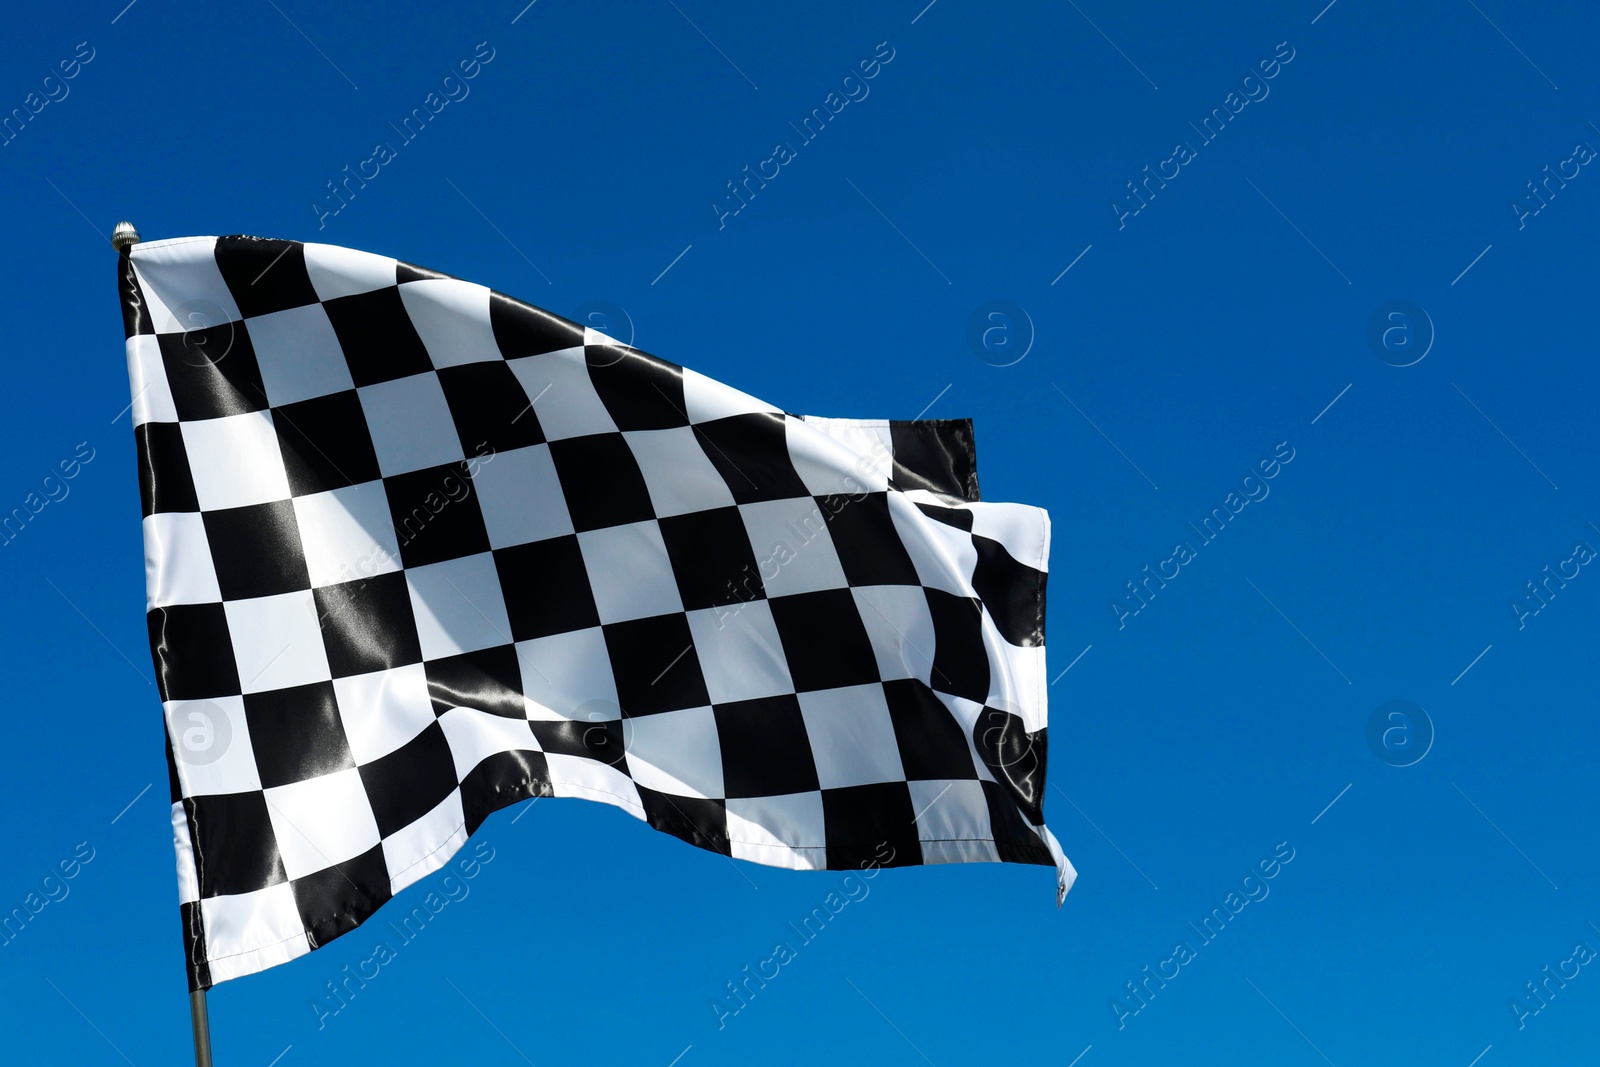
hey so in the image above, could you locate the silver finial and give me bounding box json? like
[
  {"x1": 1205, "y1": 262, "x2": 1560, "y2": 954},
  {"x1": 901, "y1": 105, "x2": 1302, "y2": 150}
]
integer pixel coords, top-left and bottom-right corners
[{"x1": 111, "y1": 221, "x2": 141, "y2": 252}]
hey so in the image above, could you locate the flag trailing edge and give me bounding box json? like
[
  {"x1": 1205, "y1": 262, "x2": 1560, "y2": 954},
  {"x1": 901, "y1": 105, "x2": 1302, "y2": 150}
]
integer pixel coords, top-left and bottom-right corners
[{"x1": 119, "y1": 235, "x2": 1074, "y2": 989}]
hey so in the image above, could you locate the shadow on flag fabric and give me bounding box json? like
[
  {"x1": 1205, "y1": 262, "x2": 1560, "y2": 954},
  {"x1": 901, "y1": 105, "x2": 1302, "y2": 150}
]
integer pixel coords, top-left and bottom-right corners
[{"x1": 117, "y1": 235, "x2": 1074, "y2": 989}]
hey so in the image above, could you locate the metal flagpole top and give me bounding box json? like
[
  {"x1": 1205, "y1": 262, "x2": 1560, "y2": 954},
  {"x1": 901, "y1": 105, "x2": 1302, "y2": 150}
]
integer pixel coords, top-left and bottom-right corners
[{"x1": 111, "y1": 220, "x2": 140, "y2": 252}]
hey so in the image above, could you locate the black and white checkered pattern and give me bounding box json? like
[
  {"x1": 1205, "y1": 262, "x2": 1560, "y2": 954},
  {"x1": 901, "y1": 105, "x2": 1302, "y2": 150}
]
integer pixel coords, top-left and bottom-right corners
[{"x1": 118, "y1": 235, "x2": 1073, "y2": 990}]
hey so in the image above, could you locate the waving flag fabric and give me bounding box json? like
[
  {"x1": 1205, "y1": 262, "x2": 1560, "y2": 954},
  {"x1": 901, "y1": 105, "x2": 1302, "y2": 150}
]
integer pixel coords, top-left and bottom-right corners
[{"x1": 118, "y1": 235, "x2": 1073, "y2": 989}]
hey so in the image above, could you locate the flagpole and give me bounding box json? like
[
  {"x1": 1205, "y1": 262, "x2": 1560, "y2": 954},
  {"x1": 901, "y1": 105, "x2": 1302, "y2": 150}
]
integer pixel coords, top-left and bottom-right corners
[
  {"x1": 190, "y1": 989, "x2": 214, "y2": 1067},
  {"x1": 110, "y1": 218, "x2": 215, "y2": 1066}
]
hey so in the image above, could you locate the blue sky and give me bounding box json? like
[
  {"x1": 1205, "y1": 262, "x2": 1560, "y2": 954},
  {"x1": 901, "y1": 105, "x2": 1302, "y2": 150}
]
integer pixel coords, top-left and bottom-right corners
[{"x1": 2, "y1": 0, "x2": 1598, "y2": 1063}]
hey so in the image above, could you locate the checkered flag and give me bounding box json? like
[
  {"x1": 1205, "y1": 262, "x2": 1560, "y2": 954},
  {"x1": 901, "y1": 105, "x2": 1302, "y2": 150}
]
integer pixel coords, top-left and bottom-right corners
[{"x1": 118, "y1": 235, "x2": 1074, "y2": 990}]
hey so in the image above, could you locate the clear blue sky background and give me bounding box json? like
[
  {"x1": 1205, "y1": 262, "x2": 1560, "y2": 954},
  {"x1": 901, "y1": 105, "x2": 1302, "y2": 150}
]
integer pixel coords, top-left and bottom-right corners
[{"x1": 2, "y1": 1, "x2": 1597, "y2": 1063}]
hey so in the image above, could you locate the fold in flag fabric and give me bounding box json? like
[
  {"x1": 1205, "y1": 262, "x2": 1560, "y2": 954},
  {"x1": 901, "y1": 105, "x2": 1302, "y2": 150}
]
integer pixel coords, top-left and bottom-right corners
[{"x1": 118, "y1": 235, "x2": 1074, "y2": 989}]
